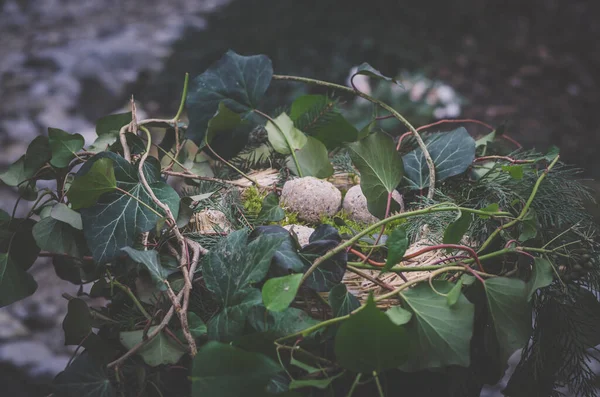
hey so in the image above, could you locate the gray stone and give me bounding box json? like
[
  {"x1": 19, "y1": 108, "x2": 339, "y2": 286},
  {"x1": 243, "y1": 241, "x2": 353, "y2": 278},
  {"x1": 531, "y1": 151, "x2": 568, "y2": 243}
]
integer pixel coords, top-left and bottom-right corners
[
  {"x1": 283, "y1": 225, "x2": 315, "y2": 247},
  {"x1": 342, "y1": 185, "x2": 403, "y2": 224},
  {"x1": 0, "y1": 312, "x2": 28, "y2": 340},
  {"x1": 280, "y1": 177, "x2": 342, "y2": 223}
]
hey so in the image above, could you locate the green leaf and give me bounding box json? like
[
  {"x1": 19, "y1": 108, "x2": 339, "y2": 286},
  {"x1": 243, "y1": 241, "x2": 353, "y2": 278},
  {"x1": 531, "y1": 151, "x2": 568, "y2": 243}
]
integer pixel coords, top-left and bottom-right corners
[
  {"x1": 24, "y1": 135, "x2": 52, "y2": 173},
  {"x1": 32, "y1": 217, "x2": 86, "y2": 257},
  {"x1": 207, "y1": 290, "x2": 264, "y2": 342},
  {"x1": 443, "y1": 212, "x2": 472, "y2": 245},
  {"x1": 67, "y1": 157, "x2": 117, "y2": 210},
  {"x1": 62, "y1": 298, "x2": 92, "y2": 346},
  {"x1": 290, "y1": 95, "x2": 358, "y2": 149},
  {"x1": 478, "y1": 203, "x2": 500, "y2": 219},
  {"x1": 346, "y1": 132, "x2": 404, "y2": 218},
  {"x1": 188, "y1": 313, "x2": 207, "y2": 338},
  {"x1": 77, "y1": 153, "x2": 180, "y2": 263},
  {"x1": 328, "y1": 284, "x2": 360, "y2": 317},
  {"x1": 119, "y1": 326, "x2": 186, "y2": 367},
  {"x1": 300, "y1": 225, "x2": 347, "y2": 292},
  {"x1": 286, "y1": 136, "x2": 333, "y2": 178},
  {"x1": 352, "y1": 62, "x2": 401, "y2": 86},
  {"x1": 53, "y1": 352, "x2": 115, "y2": 397},
  {"x1": 384, "y1": 227, "x2": 409, "y2": 272},
  {"x1": 257, "y1": 193, "x2": 285, "y2": 223},
  {"x1": 0, "y1": 156, "x2": 31, "y2": 187},
  {"x1": 266, "y1": 112, "x2": 308, "y2": 155},
  {"x1": 484, "y1": 277, "x2": 532, "y2": 363},
  {"x1": 289, "y1": 376, "x2": 337, "y2": 391},
  {"x1": 518, "y1": 209, "x2": 538, "y2": 242},
  {"x1": 48, "y1": 128, "x2": 85, "y2": 168},
  {"x1": 400, "y1": 281, "x2": 474, "y2": 370},
  {"x1": 386, "y1": 306, "x2": 413, "y2": 325},
  {"x1": 262, "y1": 273, "x2": 303, "y2": 312},
  {"x1": 526, "y1": 258, "x2": 554, "y2": 300},
  {"x1": 186, "y1": 50, "x2": 272, "y2": 146},
  {"x1": 95, "y1": 112, "x2": 132, "y2": 136},
  {"x1": 403, "y1": 127, "x2": 476, "y2": 190},
  {"x1": 446, "y1": 279, "x2": 463, "y2": 307},
  {"x1": 0, "y1": 218, "x2": 40, "y2": 270},
  {"x1": 51, "y1": 203, "x2": 83, "y2": 230},
  {"x1": 247, "y1": 306, "x2": 322, "y2": 339},
  {"x1": 501, "y1": 164, "x2": 524, "y2": 180},
  {"x1": 335, "y1": 294, "x2": 410, "y2": 373},
  {"x1": 204, "y1": 102, "x2": 254, "y2": 159},
  {"x1": 0, "y1": 253, "x2": 38, "y2": 308},
  {"x1": 250, "y1": 226, "x2": 305, "y2": 275},
  {"x1": 121, "y1": 247, "x2": 168, "y2": 291},
  {"x1": 191, "y1": 341, "x2": 281, "y2": 397}
]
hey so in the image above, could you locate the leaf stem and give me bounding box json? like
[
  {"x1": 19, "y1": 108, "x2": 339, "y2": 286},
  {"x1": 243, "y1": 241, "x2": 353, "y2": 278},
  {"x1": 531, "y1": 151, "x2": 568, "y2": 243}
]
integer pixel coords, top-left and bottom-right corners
[
  {"x1": 114, "y1": 186, "x2": 163, "y2": 218},
  {"x1": 272, "y1": 74, "x2": 434, "y2": 197},
  {"x1": 373, "y1": 372, "x2": 385, "y2": 397},
  {"x1": 173, "y1": 73, "x2": 189, "y2": 122},
  {"x1": 347, "y1": 373, "x2": 362, "y2": 397},
  {"x1": 111, "y1": 279, "x2": 152, "y2": 320},
  {"x1": 204, "y1": 140, "x2": 260, "y2": 186}
]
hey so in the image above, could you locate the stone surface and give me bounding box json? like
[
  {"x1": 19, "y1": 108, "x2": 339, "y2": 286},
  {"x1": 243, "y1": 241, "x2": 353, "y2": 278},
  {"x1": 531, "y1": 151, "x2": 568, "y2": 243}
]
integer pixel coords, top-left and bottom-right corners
[
  {"x1": 283, "y1": 224, "x2": 314, "y2": 247},
  {"x1": 280, "y1": 177, "x2": 342, "y2": 223},
  {"x1": 342, "y1": 185, "x2": 403, "y2": 224}
]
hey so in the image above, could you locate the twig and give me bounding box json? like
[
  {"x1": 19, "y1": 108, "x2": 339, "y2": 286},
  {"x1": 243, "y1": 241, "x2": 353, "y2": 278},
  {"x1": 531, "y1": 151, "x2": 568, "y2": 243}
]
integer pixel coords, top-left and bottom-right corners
[
  {"x1": 474, "y1": 156, "x2": 534, "y2": 164},
  {"x1": 347, "y1": 265, "x2": 394, "y2": 291}
]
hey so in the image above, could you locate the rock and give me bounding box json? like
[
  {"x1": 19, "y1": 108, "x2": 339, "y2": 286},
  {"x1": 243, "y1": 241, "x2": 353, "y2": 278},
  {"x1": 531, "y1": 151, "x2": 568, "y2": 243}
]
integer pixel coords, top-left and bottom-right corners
[
  {"x1": 342, "y1": 185, "x2": 403, "y2": 224},
  {"x1": 283, "y1": 225, "x2": 315, "y2": 247},
  {"x1": 280, "y1": 177, "x2": 342, "y2": 223},
  {"x1": 0, "y1": 312, "x2": 28, "y2": 340}
]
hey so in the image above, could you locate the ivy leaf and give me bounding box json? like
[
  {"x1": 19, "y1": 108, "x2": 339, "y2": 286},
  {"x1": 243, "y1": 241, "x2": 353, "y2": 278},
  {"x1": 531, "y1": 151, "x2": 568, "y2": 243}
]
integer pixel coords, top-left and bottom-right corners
[
  {"x1": 62, "y1": 298, "x2": 92, "y2": 346},
  {"x1": 501, "y1": 164, "x2": 524, "y2": 180},
  {"x1": 250, "y1": 226, "x2": 305, "y2": 275},
  {"x1": 1, "y1": 136, "x2": 52, "y2": 187},
  {"x1": 0, "y1": 253, "x2": 38, "y2": 308},
  {"x1": 120, "y1": 326, "x2": 186, "y2": 367},
  {"x1": 346, "y1": 132, "x2": 404, "y2": 218},
  {"x1": 286, "y1": 136, "x2": 333, "y2": 178},
  {"x1": 0, "y1": 156, "x2": 32, "y2": 187},
  {"x1": 527, "y1": 258, "x2": 554, "y2": 300},
  {"x1": 257, "y1": 193, "x2": 285, "y2": 223},
  {"x1": 262, "y1": 273, "x2": 303, "y2": 312},
  {"x1": 77, "y1": 153, "x2": 180, "y2": 263},
  {"x1": 53, "y1": 352, "x2": 115, "y2": 397},
  {"x1": 335, "y1": 294, "x2": 410, "y2": 373},
  {"x1": 191, "y1": 341, "x2": 281, "y2": 397},
  {"x1": 207, "y1": 289, "x2": 263, "y2": 342},
  {"x1": 328, "y1": 284, "x2": 360, "y2": 317},
  {"x1": 518, "y1": 209, "x2": 538, "y2": 242},
  {"x1": 95, "y1": 112, "x2": 132, "y2": 136},
  {"x1": 204, "y1": 102, "x2": 255, "y2": 159},
  {"x1": 51, "y1": 203, "x2": 83, "y2": 230},
  {"x1": 188, "y1": 313, "x2": 207, "y2": 338},
  {"x1": 478, "y1": 203, "x2": 500, "y2": 219},
  {"x1": 48, "y1": 128, "x2": 85, "y2": 168},
  {"x1": 0, "y1": 218, "x2": 39, "y2": 270},
  {"x1": 386, "y1": 306, "x2": 413, "y2": 325},
  {"x1": 32, "y1": 217, "x2": 86, "y2": 258},
  {"x1": 290, "y1": 95, "x2": 358, "y2": 149},
  {"x1": 247, "y1": 306, "x2": 321, "y2": 339},
  {"x1": 446, "y1": 280, "x2": 463, "y2": 307},
  {"x1": 403, "y1": 127, "x2": 476, "y2": 190},
  {"x1": 121, "y1": 247, "x2": 168, "y2": 291},
  {"x1": 266, "y1": 112, "x2": 308, "y2": 155},
  {"x1": 484, "y1": 277, "x2": 532, "y2": 363},
  {"x1": 67, "y1": 157, "x2": 117, "y2": 210},
  {"x1": 443, "y1": 212, "x2": 472, "y2": 245},
  {"x1": 352, "y1": 62, "x2": 401, "y2": 86},
  {"x1": 186, "y1": 50, "x2": 272, "y2": 146},
  {"x1": 400, "y1": 281, "x2": 474, "y2": 370},
  {"x1": 384, "y1": 227, "x2": 409, "y2": 272},
  {"x1": 300, "y1": 225, "x2": 347, "y2": 292}
]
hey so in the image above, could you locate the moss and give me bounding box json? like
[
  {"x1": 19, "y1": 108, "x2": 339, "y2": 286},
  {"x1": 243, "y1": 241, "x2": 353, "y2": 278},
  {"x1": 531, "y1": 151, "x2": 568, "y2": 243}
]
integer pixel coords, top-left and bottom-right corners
[
  {"x1": 241, "y1": 186, "x2": 266, "y2": 214},
  {"x1": 279, "y1": 210, "x2": 303, "y2": 226},
  {"x1": 319, "y1": 210, "x2": 408, "y2": 237}
]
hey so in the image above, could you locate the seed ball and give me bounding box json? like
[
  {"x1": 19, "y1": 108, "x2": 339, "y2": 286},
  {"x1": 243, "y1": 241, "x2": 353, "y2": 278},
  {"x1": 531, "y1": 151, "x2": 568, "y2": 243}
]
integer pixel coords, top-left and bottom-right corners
[
  {"x1": 342, "y1": 185, "x2": 403, "y2": 224},
  {"x1": 280, "y1": 177, "x2": 342, "y2": 223}
]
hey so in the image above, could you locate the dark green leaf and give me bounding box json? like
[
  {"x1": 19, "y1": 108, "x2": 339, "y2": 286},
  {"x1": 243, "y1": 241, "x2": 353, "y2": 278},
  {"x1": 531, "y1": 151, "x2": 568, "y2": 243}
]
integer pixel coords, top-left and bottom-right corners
[
  {"x1": 0, "y1": 253, "x2": 37, "y2": 308},
  {"x1": 250, "y1": 226, "x2": 305, "y2": 275},
  {"x1": 266, "y1": 112, "x2": 307, "y2": 155},
  {"x1": 526, "y1": 258, "x2": 554, "y2": 300},
  {"x1": 119, "y1": 326, "x2": 186, "y2": 366},
  {"x1": 484, "y1": 277, "x2": 532, "y2": 363},
  {"x1": 48, "y1": 128, "x2": 85, "y2": 168},
  {"x1": 32, "y1": 217, "x2": 86, "y2": 257},
  {"x1": 77, "y1": 153, "x2": 179, "y2": 263},
  {"x1": 300, "y1": 227, "x2": 347, "y2": 293},
  {"x1": 346, "y1": 132, "x2": 403, "y2": 218},
  {"x1": 247, "y1": 306, "x2": 321, "y2": 339},
  {"x1": 286, "y1": 136, "x2": 333, "y2": 178},
  {"x1": 95, "y1": 112, "x2": 131, "y2": 136},
  {"x1": 400, "y1": 281, "x2": 474, "y2": 370},
  {"x1": 0, "y1": 156, "x2": 31, "y2": 187},
  {"x1": 191, "y1": 341, "x2": 281, "y2": 397},
  {"x1": 352, "y1": 62, "x2": 401, "y2": 86},
  {"x1": 53, "y1": 352, "x2": 115, "y2": 397},
  {"x1": 290, "y1": 95, "x2": 358, "y2": 148},
  {"x1": 262, "y1": 273, "x2": 303, "y2": 312},
  {"x1": 67, "y1": 157, "x2": 117, "y2": 210},
  {"x1": 188, "y1": 313, "x2": 207, "y2": 338},
  {"x1": 478, "y1": 203, "x2": 500, "y2": 219},
  {"x1": 446, "y1": 280, "x2": 463, "y2": 307},
  {"x1": 518, "y1": 209, "x2": 538, "y2": 242},
  {"x1": 121, "y1": 247, "x2": 168, "y2": 291},
  {"x1": 0, "y1": 218, "x2": 40, "y2": 270},
  {"x1": 384, "y1": 227, "x2": 409, "y2": 272},
  {"x1": 186, "y1": 50, "x2": 272, "y2": 146},
  {"x1": 52, "y1": 257, "x2": 100, "y2": 285},
  {"x1": 289, "y1": 376, "x2": 337, "y2": 391},
  {"x1": 309, "y1": 224, "x2": 341, "y2": 243},
  {"x1": 335, "y1": 294, "x2": 410, "y2": 372},
  {"x1": 257, "y1": 193, "x2": 285, "y2": 223},
  {"x1": 386, "y1": 306, "x2": 412, "y2": 325},
  {"x1": 24, "y1": 135, "x2": 52, "y2": 174},
  {"x1": 328, "y1": 284, "x2": 360, "y2": 317},
  {"x1": 443, "y1": 212, "x2": 472, "y2": 245},
  {"x1": 51, "y1": 203, "x2": 83, "y2": 230},
  {"x1": 403, "y1": 127, "x2": 476, "y2": 190},
  {"x1": 501, "y1": 164, "x2": 524, "y2": 180},
  {"x1": 62, "y1": 298, "x2": 92, "y2": 345}
]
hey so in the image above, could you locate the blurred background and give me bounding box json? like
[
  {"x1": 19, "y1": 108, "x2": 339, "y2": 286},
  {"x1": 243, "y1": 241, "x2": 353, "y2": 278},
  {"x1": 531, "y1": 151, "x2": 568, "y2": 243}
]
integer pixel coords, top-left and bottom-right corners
[{"x1": 0, "y1": 0, "x2": 598, "y2": 395}]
